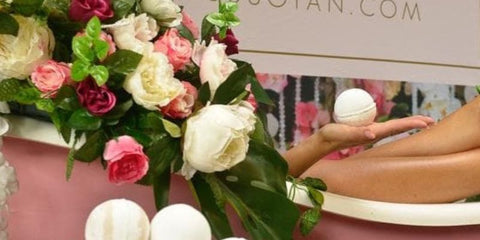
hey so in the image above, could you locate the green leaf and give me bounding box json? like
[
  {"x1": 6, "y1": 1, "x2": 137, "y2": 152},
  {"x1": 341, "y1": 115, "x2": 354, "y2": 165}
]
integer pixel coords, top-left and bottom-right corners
[
  {"x1": 176, "y1": 23, "x2": 195, "y2": 43},
  {"x1": 476, "y1": 86, "x2": 480, "y2": 94},
  {"x1": 94, "y1": 39, "x2": 109, "y2": 60},
  {"x1": 212, "y1": 62, "x2": 254, "y2": 104},
  {"x1": 191, "y1": 174, "x2": 234, "y2": 239},
  {"x1": 0, "y1": 13, "x2": 19, "y2": 36},
  {"x1": 103, "y1": 50, "x2": 143, "y2": 75},
  {"x1": 71, "y1": 60, "x2": 91, "y2": 82},
  {"x1": 249, "y1": 74, "x2": 274, "y2": 106},
  {"x1": 153, "y1": 169, "x2": 171, "y2": 210},
  {"x1": 206, "y1": 13, "x2": 226, "y2": 27},
  {"x1": 43, "y1": 0, "x2": 70, "y2": 15},
  {"x1": 302, "y1": 177, "x2": 327, "y2": 191},
  {"x1": 72, "y1": 36, "x2": 94, "y2": 62},
  {"x1": 53, "y1": 86, "x2": 80, "y2": 111},
  {"x1": 217, "y1": 177, "x2": 299, "y2": 240},
  {"x1": 103, "y1": 100, "x2": 133, "y2": 120},
  {"x1": 66, "y1": 132, "x2": 82, "y2": 180},
  {"x1": 300, "y1": 207, "x2": 321, "y2": 236},
  {"x1": 111, "y1": 0, "x2": 135, "y2": 20},
  {"x1": 73, "y1": 130, "x2": 106, "y2": 162},
  {"x1": 11, "y1": 0, "x2": 45, "y2": 16},
  {"x1": 220, "y1": 140, "x2": 289, "y2": 195},
  {"x1": 141, "y1": 136, "x2": 181, "y2": 185},
  {"x1": 307, "y1": 186, "x2": 324, "y2": 207},
  {"x1": 14, "y1": 88, "x2": 41, "y2": 104},
  {"x1": 67, "y1": 108, "x2": 102, "y2": 131},
  {"x1": 50, "y1": 109, "x2": 72, "y2": 143},
  {"x1": 201, "y1": 16, "x2": 216, "y2": 44},
  {"x1": 90, "y1": 65, "x2": 109, "y2": 86},
  {"x1": 35, "y1": 99, "x2": 55, "y2": 113},
  {"x1": 85, "y1": 16, "x2": 101, "y2": 39},
  {"x1": 0, "y1": 78, "x2": 26, "y2": 101},
  {"x1": 161, "y1": 118, "x2": 181, "y2": 138},
  {"x1": 198, "y1": 82, "x2": 211, "y2": 105}
]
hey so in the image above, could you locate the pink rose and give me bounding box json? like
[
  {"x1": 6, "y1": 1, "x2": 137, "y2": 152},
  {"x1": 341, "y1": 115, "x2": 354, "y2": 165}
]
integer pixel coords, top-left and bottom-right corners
[
  {"x1": 214, "y1": 28, "x2": 239, "y2": 55},
  {"x1": 31, "y1": 60, "x2": 71, "y2": 97},
  {"x1": 76, "y1": 78, "x2": 116, "y2": 116},
  {"x1": 356, "y1": 79, "x2": 396, "y2": 117},
  {"x1": 103, "y1": 136, "x2": 149, "y2": 185},
  {"x1": 161, "y1": 81, "x2": 197, "y2": 119},
  {"x1": 256, "y1": 73, "x2": 288, "y2": 93},
  {"x1": 295, "y1": 102, "x2": 318, "y2": 128},
  {"x1": 181, "y1": 11, "x2": 199, "y2": 39},
  {"x1": 69, "y1": 0, "x2": 114, "y2": 22},
  {"x1": 154, "y1": 28, "x2": 192, "y2": 71}
]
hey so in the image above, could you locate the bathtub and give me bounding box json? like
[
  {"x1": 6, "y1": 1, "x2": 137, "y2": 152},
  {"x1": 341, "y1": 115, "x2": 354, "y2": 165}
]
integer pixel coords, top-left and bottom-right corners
[{"x1": 4, "y1": 115, "x2": 480, "y2": 239}]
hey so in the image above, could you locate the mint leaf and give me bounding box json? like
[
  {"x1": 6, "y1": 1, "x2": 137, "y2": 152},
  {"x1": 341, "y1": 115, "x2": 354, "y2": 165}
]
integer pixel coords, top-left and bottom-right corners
[
  {"x1": 11, "y1": 0, "x2": 45, "y2": 16},
  {"x1": 0, "y1": 78, "x2": 26, "y2": 101},
  {"x1": 90, "y1": 65, "x2": 109, "y2": 86},
  {"x1": 71, "y1": 60, "x2": 91, "y2": 81},
  {"x1": 85, "y1": 16, "x2": 101, "y2": 39},
  {"x1": 300, "y1": 207, "x2": 321, "y2": 236},
  {"x1": 103, "y1": 50, "x2": 143, "y2": 75},
  {"x1": 72, "y1": 36, "x2": 94, "y2": 62},
  {"x1": 94, "y1": 39, "x2": 109, "y2": 60}
]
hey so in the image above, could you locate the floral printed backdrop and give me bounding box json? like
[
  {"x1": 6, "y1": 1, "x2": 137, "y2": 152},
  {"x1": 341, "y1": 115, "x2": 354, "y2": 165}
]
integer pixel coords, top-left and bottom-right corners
[{"x1": 256, "y1": 74, "x2": 479, "y2": 159}]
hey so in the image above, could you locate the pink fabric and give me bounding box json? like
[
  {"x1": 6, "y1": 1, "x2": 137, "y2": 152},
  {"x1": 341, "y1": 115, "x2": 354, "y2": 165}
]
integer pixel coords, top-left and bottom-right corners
[{"x1": 4, "y1": 137, "x2": 480, "y2": 239}]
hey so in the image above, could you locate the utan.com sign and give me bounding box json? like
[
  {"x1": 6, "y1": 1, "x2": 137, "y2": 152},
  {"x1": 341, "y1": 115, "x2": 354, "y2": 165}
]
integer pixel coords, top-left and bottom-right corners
[{"x1": 178, "y1": 0, "x2": 480, "y2": 86}]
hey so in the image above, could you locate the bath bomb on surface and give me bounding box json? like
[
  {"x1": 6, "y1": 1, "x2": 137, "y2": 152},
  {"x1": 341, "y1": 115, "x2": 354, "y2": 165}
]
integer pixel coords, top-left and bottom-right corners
[
  {"x1": 150, "y1": 204, "x2": 211, "y2": 240},
  {"x1": 334, "y1": 88, "x2": 377, "y2": 126},
  {"x1": 85, "y1": 199, "x2": 150, "y2": 240}
]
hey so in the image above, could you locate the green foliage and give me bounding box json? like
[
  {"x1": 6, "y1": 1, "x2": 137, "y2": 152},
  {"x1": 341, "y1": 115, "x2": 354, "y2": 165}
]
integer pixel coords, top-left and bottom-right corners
[
  {"x1": 74, "y1": 130, "x2": 107, "y2": 162},
  {"x1": 72, "y1": 36, "x2": 95, "y2": 62},
  {"x1": 71, "y1": 60, "x2": 91, "y2": 82},
  {"x1": 476, "y1": 86, "x2": 480, "y2": 94},
  {"x1": 15, "y1": 87, "x2": 41, "y2": 104},
  {"x1": 176, "y1": 23, "x2": 195, "y2": 43},
  {"x1": 85, "y1": 16, "x2": 101, "y2": 39},
  {"x1": 161, "y1": 119, "x2": 181, "y2": 138},
  {"x1": 0, "y1": 13, "x2": 19, "y2": 36},
  {"x1": 111, "y1": 0, "x2": 135, "y2": 20},
  {"x1": 191, "y1": 174, "x2": 234, "y2": 239},
  {"x1": 11, "y1": 0, "x2": 45, "y2": 16},
  {"x1": 300, "y1": 206, "x2": 322, "y2": 235},
  {"x1": 35, "y1": 99, "x2": 55, "y2": 113},
  {"x1": 67, "y1": 109, "x2": 102, "y2": 131},
  {"x1": 301, "y1": 177, "x2": 328, "y2": 191},
  {"x1": 212, "y1": 62, "x2": 255, "y2": 104},
  {"x1": 206, "y1": 2, "x2": 240, "y2": 39},
  {"x1": 0, "y1": 78, "x2": 27, "y2": 101},
  {"x1": 198, "y1": 82, "x2": 211, "y2": 105},
  {"x1": 103, "y1": 50, "x2": 143, "y2": 75},
  {"x1": 90, "y1": 65, "x2": 109, "y2": 86},
  {"x1": 201, "y1": 16, "x2": 216, "y2": 44},
  {"x1": 153, "y1": 169, "x2": 171, "y2": 210}
]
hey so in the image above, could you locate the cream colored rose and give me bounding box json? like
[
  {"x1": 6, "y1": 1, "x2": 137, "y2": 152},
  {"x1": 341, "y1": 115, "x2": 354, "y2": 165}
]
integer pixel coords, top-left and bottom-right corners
[
  {"x1": 104, "y1": 13, "x2": 159, "y2": 54},
  {"x1": 182, "y1": 102, "x2": 256, "y2": 177},
  {"x1": 192, "y1": 40, "x2": 237, "y2": 97},
  {"x1": 124, "y1": 51, "x2": 183, "y2": 110},
  {"x1": 0, "y1": 15, "x2": 54, "y2": 80},
  {"x1": 140, "y1": 0, "x2": 182, "y2": 27}
]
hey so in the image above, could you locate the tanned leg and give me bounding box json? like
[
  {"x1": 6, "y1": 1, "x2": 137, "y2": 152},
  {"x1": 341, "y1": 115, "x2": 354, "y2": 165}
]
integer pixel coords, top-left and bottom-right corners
[{"x1": 301, "y1": 148, "x2": 480, "y2": 203}]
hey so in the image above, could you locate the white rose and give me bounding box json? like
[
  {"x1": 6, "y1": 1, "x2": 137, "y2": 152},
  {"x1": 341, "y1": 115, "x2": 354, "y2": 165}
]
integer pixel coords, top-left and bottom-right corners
[
  {"x1": 124, "y1": 51, "x2": 183, "y2": 110},
  {"x1": 104, "y1": 13, "x2": 159, "y2": 54},
  {"x1": 140, "y1": 0, "x2": 182, "y2": 27},
  {"x1": 0, "y1": 15, "x2": 54, "y2": 80},
  {"x1": 182, "y1": 102, "x2": 256, "y2": 177},
  {"x1": 192, "y1": 40, "x2": 237, "y2": 98}
]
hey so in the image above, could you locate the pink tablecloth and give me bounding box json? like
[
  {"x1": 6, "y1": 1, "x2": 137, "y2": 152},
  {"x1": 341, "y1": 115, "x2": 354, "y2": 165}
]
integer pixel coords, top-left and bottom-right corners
[{"x1": 4, "y1": 137, "x2": 480, "y2": 239}]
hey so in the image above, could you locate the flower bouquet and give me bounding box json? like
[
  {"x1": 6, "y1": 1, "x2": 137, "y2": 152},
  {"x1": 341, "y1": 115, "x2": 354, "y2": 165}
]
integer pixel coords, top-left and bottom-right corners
[{"x1": 0, "y1": 0, "x2": 325, "y2": 238}]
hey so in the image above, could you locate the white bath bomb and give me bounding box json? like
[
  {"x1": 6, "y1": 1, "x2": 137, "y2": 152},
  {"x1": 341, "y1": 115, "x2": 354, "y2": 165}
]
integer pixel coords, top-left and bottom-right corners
[
  {"x1": 150, "y1": 204, "x2": 211, "y2": 240},
  {"x1": 334, "y1": 88, "x2": 377, "y2": 126},
  {"x1": 85, "y1": 199, "x2": 150, "y2": 240}
]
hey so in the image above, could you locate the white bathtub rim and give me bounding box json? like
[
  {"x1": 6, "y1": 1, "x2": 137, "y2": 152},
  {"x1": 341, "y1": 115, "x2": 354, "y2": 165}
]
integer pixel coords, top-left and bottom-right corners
[{"x1": 6, "y1": 115, "x2": 480, "y2": 227}]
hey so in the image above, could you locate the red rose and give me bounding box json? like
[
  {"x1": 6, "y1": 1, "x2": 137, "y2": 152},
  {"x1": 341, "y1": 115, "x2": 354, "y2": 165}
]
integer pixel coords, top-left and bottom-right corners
[
  {"x1": 103, "y1": 136, "x2": 149, "y2": 185},
  {"x1": 214, "y1": 29, "x2": 239, "y2": 55},
  {"x1": 69, "y1": 0, "x2": 114, "y2": 22},
  {"x1": 76, "y1": 78, "x2": 116, "y2": 116}
]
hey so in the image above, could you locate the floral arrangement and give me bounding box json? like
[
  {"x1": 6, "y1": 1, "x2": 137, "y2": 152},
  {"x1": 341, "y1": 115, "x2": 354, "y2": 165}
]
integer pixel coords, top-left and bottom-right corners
[{"x1": 0, "y1": 0, "x2": 326, "y2": 238}]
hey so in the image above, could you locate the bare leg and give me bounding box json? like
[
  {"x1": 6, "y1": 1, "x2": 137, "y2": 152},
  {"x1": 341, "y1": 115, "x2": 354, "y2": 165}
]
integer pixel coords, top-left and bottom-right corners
[
  {"x1": 350, "y1": 96, "x2": 480, "y2": 159},
  {"x1": 301, "y1": 148, "x2": 480, "y2": 203}
]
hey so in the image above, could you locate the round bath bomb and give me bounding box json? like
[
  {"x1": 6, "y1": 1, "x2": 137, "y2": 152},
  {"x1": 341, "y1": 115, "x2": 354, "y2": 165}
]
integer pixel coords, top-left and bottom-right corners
[
  {"x1": 334, "y1": 88, "x2": 377, "y2": 126},
  {"x1": 150, "y1": 204, "x2": 211, "y2": 240},
  {"x1": 85, "y1": 199, "x2": 150, "y2": 240}
]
